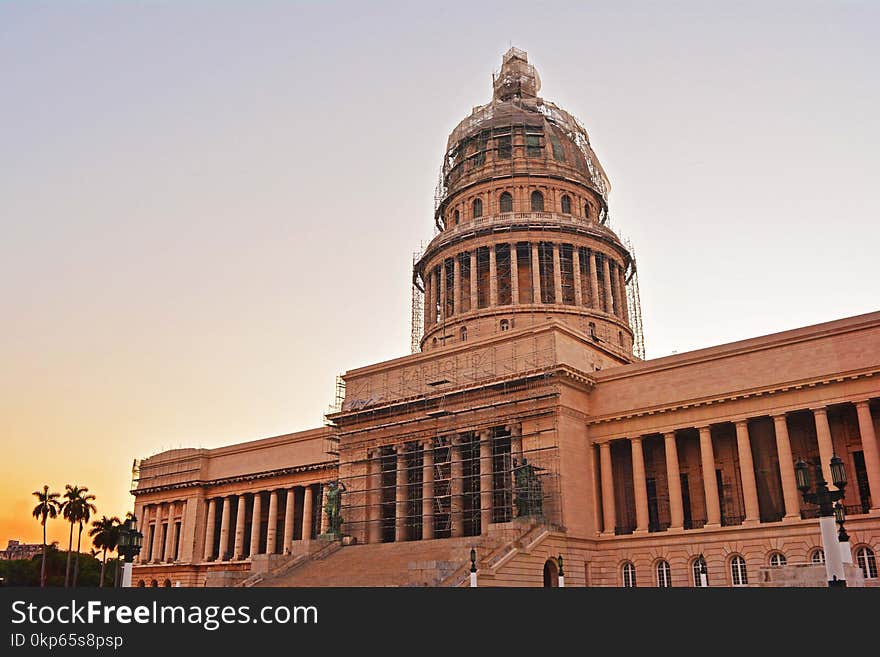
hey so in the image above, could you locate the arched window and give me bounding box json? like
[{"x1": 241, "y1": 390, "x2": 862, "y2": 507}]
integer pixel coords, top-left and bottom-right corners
[
  {"x1": 150, "y1": 579, "x2": 158, "y2": 588},
  {"x1": 432, "y1": 338, "x2": 437, "y2": 347},
  {"x1": 561, "y1": 194, "x2": 572, "y2": 214},
  {"x1": 473, "y1": 198, "x2": 483, "y2": 218},
  {"x1": 856, "y1": 546, "x2": 878, "y2": 579},
  {"x1": 584, "y1": 202, "x2": 592, "y2": 219},
  {"x1": 692, "y1": 556, "x2": 709, "y2": 587},
  {"x1": 656, "y1": 560, "x2": 671, "y2": 588},
  {"x1": 137, "y1": 580, "x2": 145, "y2": 588},
  {"x1": 810, "y1": 548, "x2": 825, "y2": 564},
  {"x1": 618, "y1": 330, "x2": 624, "y2": 345},
  {"x1": 543, "y1": 559, "x2": 559, "y2": 587},
  {"x1": 453, "y1": 209, "x2": 460, "y2": 225},
  {"x1": 530, "y1": 190, "x2": 544, "y2": 212},
  {"x1": 588, "y1": 322, "x2": 597, "y2": 340},
  {"x1": 499, "y1": 192, "x2": 513, "y2": 213},
  {"x1": 621, "y1": 562, "x2": 636, "y2": 588},
  {"x1": 769, "y1": 552, "x2": 787, "y2": 567},
  {"x1": 163, "y1": 579, "x2": 172, "y2": 588},
  {"x1": 460, "y1": 326, "x2": 467, "y2": 341},
  {"x1": 500, "y1": 319, "x2": 510, "y2": 331},
  {"x1": 730, "y1": 555, "x2": 748, "y2": 586}
]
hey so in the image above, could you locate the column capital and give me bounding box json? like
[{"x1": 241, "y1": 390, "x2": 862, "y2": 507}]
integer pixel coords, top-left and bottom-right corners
[
  {"x1": 420, "y1": 438, "x2": 434, "y2": 449},
  {"x1": 853, "y1": 398, "x2": 873, "y2": 408},
  {"x1": 734, "y1": 419, "x2": 750, "y2": 429},
  {"x1": 663, "y1": 431, "x2": 677, "y2": 441},
  {"x1": 629, "y1": 436, "x2": 642, "y2": 445},
  {"x1": 694, "y1": 423, "x2": 712, "y2": 431},
  {"x1": 772, "y1": 412, "x2": 789, "y2": 421},
  {"x1": 810, "y1": 406, "x2": 828, "y2": 415}
]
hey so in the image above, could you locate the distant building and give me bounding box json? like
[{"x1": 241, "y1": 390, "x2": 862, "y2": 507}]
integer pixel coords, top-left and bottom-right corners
[
  {"x1": 131, "y1": 49, "x2": 880, "y2": 588},
  {"x1": 0, "y1": 540, "x2": 43, "y2": 561}
]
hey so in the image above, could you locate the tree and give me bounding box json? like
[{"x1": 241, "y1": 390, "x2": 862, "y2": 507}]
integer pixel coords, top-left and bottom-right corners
[
  {"x1": 31, "y1": 486, "x2": 61, "y2": 587},
  {"x1": 61, "y1": 485, "x2": 97, "y2": 588},
  {"x1": 89, "y1": 516, "x2": 120, "y2": 588}
]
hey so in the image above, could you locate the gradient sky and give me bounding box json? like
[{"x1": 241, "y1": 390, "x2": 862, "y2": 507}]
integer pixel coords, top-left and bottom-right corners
[{"x1": 2, "y1": 1, "x2": 878, "y2": 550}]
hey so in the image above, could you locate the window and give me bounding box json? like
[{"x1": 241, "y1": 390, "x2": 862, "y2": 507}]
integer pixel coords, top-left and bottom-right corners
[
  {"x1": 550, "y1": 133, "x2": 565, "y2": 161},
  {"x1": 453, "y1": 209, "x2": 460, "y2": 225},
  {"x1": 730, "y1": 555, "x2": 748, "y2": 586},
  {"x1": 561, "y1": 194, "x2": 571, "y2": 214},
  {"x1": 810, "y1": 548, "x2": 825, "y2": 564},
  {"x1": 432, "y1": 338, "x2": 437, "y2": 347},
  {"x1": 497, "y1": 134, "x2": 512, "y2": 159},
  {"x1": 588, "y1": 322, "x2": 597, "y2": 340},
  {"x1": 460, "y1": 327, "x2": 467, "y2": 341},
  {"x1": 618, "y1": 330, "x2": 624, "y2": 345},
  {"x1": 500, "y1": 319, "x2": 510, "y2": 331},
  {"x1": 473, "y1": 198, "x2": 482, "y2": 218},
  {"x1": 526, "y1": 133, "x2": 542, "y2": 157},
  {"x1": 856, "y1": 546, "x2": 877, "y2": 579},
  {"x1": 584, "y1": 203, "x2": 591, "y2": 219},
  {"x1": 769, "y1": 552, "x2": 787, "y2": 567},
  {"x1": 530, "y1": 191, "x2": 544, "y2": 212},
  {"x1": 621, "y1": 562, "x2": 636, "y2": 588},
  {"x1": 656, "y1": 560, "x2": 671, "y2": 588},
  {"x1": 692, "y1": 556, "x2": 709, "y2": 587},
  {"x1": 499, "y1": 192, "x2": 513, "y2": 213}
]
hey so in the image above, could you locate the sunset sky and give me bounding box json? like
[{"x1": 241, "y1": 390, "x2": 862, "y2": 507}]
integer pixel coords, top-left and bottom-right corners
[{"x1": 2, "y1": 1, "x2": 878, "y2": 551}]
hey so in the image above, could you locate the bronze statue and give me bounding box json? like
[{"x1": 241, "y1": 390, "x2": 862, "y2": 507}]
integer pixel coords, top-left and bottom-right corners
[{"x1": 324, "y1": 480, "x2": 347, "y2": 536}]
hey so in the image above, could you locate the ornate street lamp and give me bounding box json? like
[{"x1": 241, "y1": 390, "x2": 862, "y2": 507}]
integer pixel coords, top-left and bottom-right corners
[
  {"x1": 834, "y1": 501, "x2": 853, "y2": 565},
  {"x1": 469, "y1": 548, "x2": 478, "y2": 588},
  {"x1": 116, "y1": 516, "x2": 144, "y2": 588},
  {"x1": 557, "y1": 554, "x2": 565, "y2": 588},
  {"x1": 697, "y1": 553, "x2": 708, "y2": 588},
  {"x1": 794, "y1": 456, "x2": 848, "y2": 587}
]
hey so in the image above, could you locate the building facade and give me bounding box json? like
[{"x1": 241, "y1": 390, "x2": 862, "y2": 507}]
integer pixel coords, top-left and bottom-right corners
[{"x1": 131, "y1": 49, "x2": 880, "y2": 588}]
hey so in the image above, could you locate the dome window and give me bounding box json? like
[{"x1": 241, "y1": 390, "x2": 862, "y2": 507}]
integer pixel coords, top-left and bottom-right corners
[
  {"x1": 453, "y1": 209, "x2": 460, "y2": 225},
  {"x1": 460, "y1": 326, "x2": 468, "y2": 341},
  {"x1": 530, "y1": 191, "x2": 544, "y2": 212},
  {"x1": 561, "y1": 195, "x2": 572, "y2": 214},
  {"x1": 500, "y1": 192, "x2": 513, "y2": 213},
  {"x1": 473, "y1": 198, "x2": 483, "y2": 219},
  {"x1": 500, "y1": 319, "x2": 510, "y2": 331}
]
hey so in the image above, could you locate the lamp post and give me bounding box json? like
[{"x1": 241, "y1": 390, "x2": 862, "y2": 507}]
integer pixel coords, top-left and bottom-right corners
[
  {"x1": 697, "y1": 553, "x2": 708, "y2": 588},
  {"x1": 834, "y1": 502, "x2": 853, "y2": 565},
  {"x1": 469, "y1": 548, "x2": 478, "y2": 588},
  {"x1": 795, "y1": 455, "x2": 848, "y2": 587},
  {"x1": 116, "y1": 516, "x2": 144, "y2": 588},
  {"x1": 557, "y1": 554, "x2": 565, "y2": 588}
]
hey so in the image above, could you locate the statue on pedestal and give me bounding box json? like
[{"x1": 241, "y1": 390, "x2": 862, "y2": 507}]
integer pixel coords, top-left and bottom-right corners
[{"x1": 324, "y1": 480, "x2": 347, "y2": 536}]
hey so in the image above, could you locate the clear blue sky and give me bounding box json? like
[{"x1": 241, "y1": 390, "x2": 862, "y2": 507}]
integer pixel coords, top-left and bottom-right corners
[{"x1": 1, "y1": 1, "x2": 878, "y2": 545}]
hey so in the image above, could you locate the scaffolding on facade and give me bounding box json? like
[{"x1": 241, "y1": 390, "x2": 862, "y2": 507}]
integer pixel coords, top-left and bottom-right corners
[
  {"x1": 623, "y1": 237, "x2": 646, "y2": 360},
  {"x1": 411, "y1": 246, "x2": 425, "y2": 354}
]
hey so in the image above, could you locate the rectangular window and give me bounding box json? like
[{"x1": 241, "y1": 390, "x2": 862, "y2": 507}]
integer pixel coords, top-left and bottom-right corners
[
  {"x1": 497, "y1": 134, "x2": 512, "y2": 159},
  {"x1": 526, "y1": 133, "x2": 542, "y2": 157},
  {"x1": 550, "y1": 133, "x2": 565, "y2": 161}
]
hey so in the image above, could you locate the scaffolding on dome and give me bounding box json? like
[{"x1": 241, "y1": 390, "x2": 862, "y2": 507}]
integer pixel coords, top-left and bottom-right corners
[
  {"x1": 411, "y1": 247, "x2": 425, "y2": 354},
  {"x1": 624, "y1": 238, "x2": 646, "y2": 360}
]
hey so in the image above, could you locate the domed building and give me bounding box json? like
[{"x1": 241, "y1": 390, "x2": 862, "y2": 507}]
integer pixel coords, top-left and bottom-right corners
[{"x1": 130, "y1": 49, "x2": 880, "y2": 588}]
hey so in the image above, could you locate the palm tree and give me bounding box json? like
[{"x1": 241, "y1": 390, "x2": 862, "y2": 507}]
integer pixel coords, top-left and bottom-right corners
[
  {"x1": 61, "y1": 485, "x2": 96, "y2": 588},
  {"x1": 31, "y1": 486, "x2": 61, "y2": 587},
  {"x1": 89, "y1": 516, "x2": 120, "y2": 588}
]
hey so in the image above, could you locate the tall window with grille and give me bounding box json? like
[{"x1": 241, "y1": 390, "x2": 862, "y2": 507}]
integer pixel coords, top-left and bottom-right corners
[
  {"x1": 856, "y1": 546, "x2": 877, "y2": 579},
  {"x1": 621, "y1": 562, "x2": 636, "y2": 588},
  {"x1": 530, "y1": 190, "x2": 544, "y2": 212},
  {"x1": 656, "y1": 560, "x2": 671, "y2": 588},
  {"x1": 692, "y1": 556, "x2": 708, "y2": 587},
  {"x1": 496, "y1": 133, "x2": 512, "y2": 159},
  {"x1": 560, "y1": 194, "x2": 572, "y2": 214},
  {"x1": 730, "y1": 555, "x2": 748, "y2": 586},
  {"x1": 769, "y1": 552, "x2": 787, "y2": 567},
  {"x1": 525, "y1": 129, "x2": 542, "y2": 157},
  {"x1": 499, "y1": 192, "x2": 513, "y2": 213}
]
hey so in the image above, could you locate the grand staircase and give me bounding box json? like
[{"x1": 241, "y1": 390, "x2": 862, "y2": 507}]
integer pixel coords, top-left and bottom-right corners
[{"x1": 247, "y1": 519, "x2": 553, "y2": 587}]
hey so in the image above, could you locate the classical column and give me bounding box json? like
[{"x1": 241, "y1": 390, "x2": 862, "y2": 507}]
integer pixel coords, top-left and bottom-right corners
[
  {"x1": 469, "y1": 250, "x2": 478, "y2": 311},
  {"x1": 734, "y1": 421, "x2": 760, "y2": 524},
  {"x1": 631, "y1": 438, "x2": 650, "y2": 532},
  {"x1": 572, "y1": 247, "x2": 583, "y2": 306},
  {"x1": 452, "y1": 255, "x2": 461, "y2": 315},
  {"x1": 664, "y1": 432, "x2": 684, "y2": 530},
  {"x1": 151, "y1": 504, "x2": 164, "y2": 563},
  {"x1": 422, "y1": 441, "x2": 435, "y2": 540},
  {"x1": 163, "y1": 505, "x2": 176, "y2": 562},
  {"x1": 266, "y1": 490, "x2": 279, "y2": 553},
  {"x1": 233, "y1": 494, "x2": 247, "y2": 559},
  {"x1": 319, "y1": 485, "x2": 330, "y2": 536},
  {"x1": 480, "y1": 430, "x2": 494, "y2": 533},
  {"x1": 450, "y1": 437, "x2": 465, "y2": 537},
  {"x1": 510, "y1": 242, "x2": 519, "y2": 305},
  {"x1": 531, "y1": 242, "x2": 541, "y2": 303},
  {"x1": 600, "y1": 442, "x2": 616, "y2": 535},
  {"x1": 218, "y1": 496, "x2": 231, "y2": 560},
  {"x1": 176, "y1": 505, "x2": 186, "y2": 561},
  {"x1": 552, "y1": 242, "x2": 563, "y2": 304},
  {"x1": 423, "y1": 270, "x2": 432, "y2": 329},
  {"x1": 602, "y1": 256, "x2": 614, "y2": 315},
  {"x1": 282, "y1": 489, "x2": 295, "y2": 553},
  {"x1": 248, "y1": 493, "x2": 262, "y2": 558},
  {"x1": 855, "y1": 401, "x2": 880, "y2": 511},
  {"x1": 698, "y1": 426, "x2": 721, "y2": 527},
  {"x1": 203, "y1": 498, "x2": 217, "y2": 561},
  {"x1": 812, "y1": 407, "x2": 836, "y2": 488},
  {"x1": 772, "y1": 414, "x2": 801, "y2": 520},
  {"x1": 301, "y1": 486, "x2": 314, "y2": 541},
  {"x1": 395, "y1": 446, "x2": 408, "y2": 542},
  {"x1": 589, "y1": 250, "x2": 600, "y2": 310},
  {"x1": 439, "y1": 260, "x2": 447, "y2": 322},
  {"x1": 488, "y1": 245, "x2": 498, "y2": 306},
  {"x1": 367, "y1": 450, "x2": 383, "y2": 544}
]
